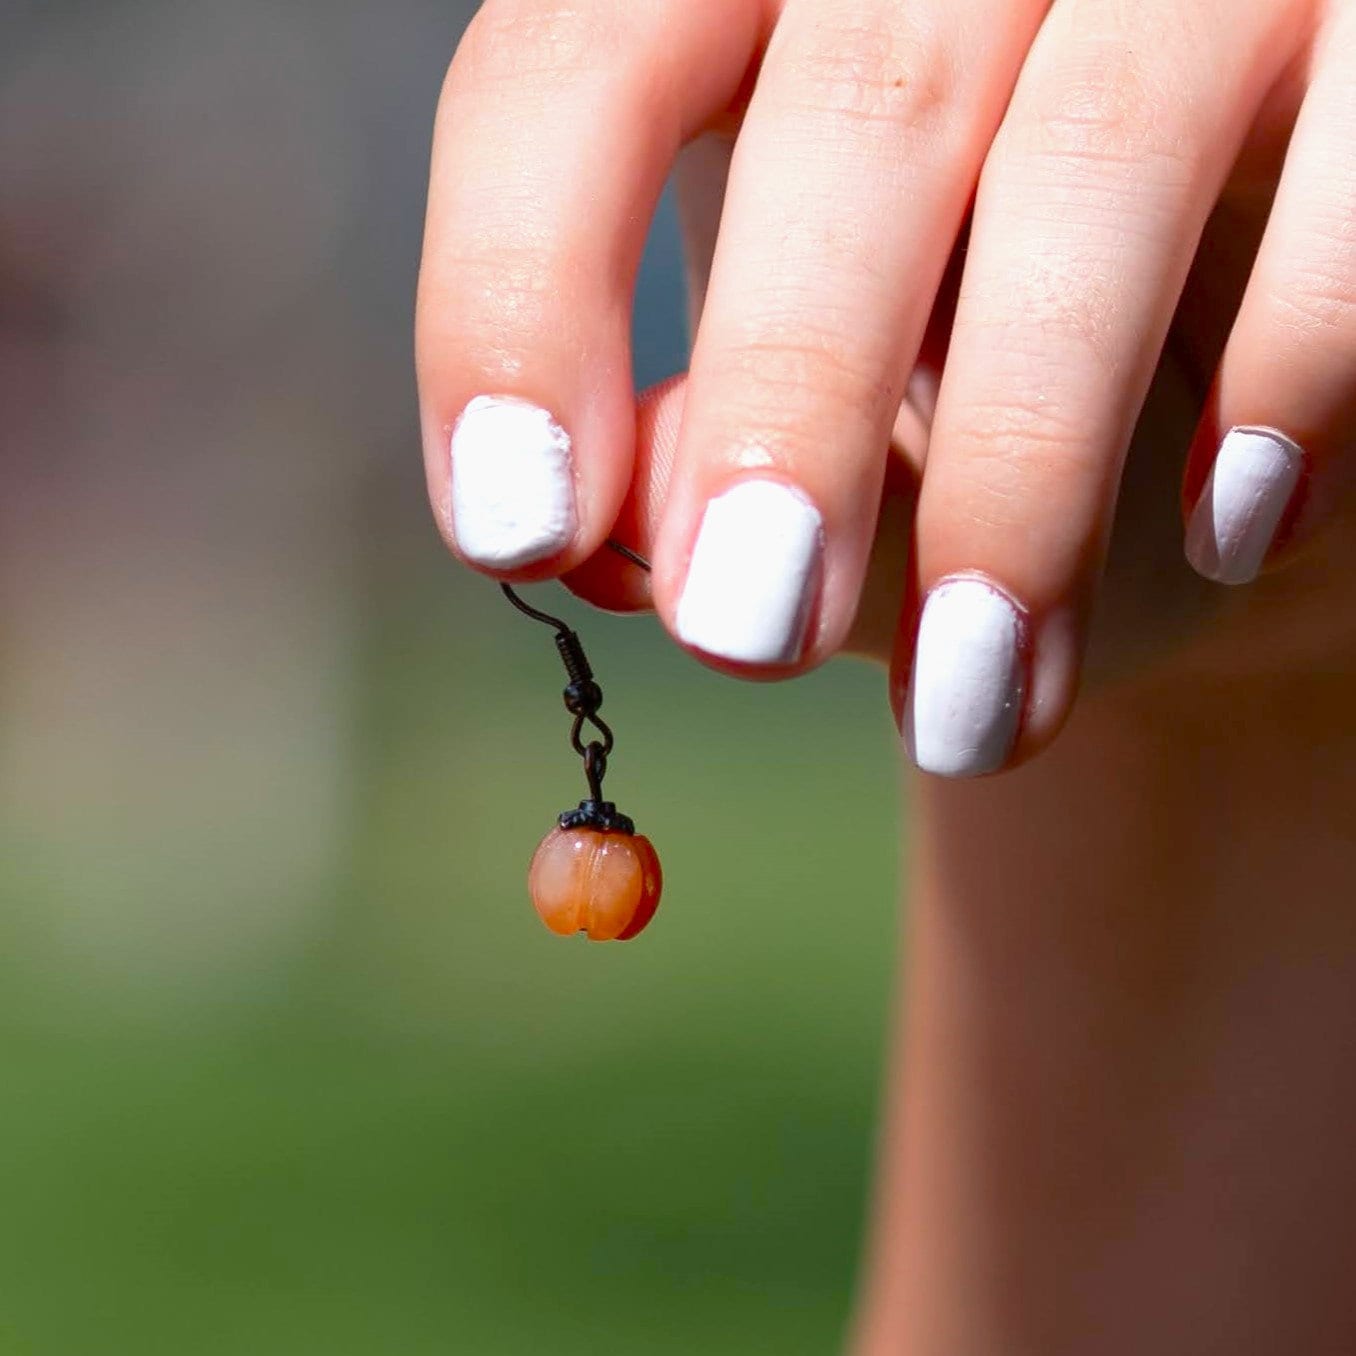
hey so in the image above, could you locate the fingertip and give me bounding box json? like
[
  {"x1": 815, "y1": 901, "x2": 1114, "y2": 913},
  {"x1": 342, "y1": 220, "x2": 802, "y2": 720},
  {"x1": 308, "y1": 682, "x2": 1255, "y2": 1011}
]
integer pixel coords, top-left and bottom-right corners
[
  {"x1": 892, "y1": 578, "x2": 1081, "y2": 779},
  {"x1": 1183, "y1": 424, "x2": 1308, "y2": 586},
  {"x1": 420, "y1": 372, "x2": 640, "y2": 583},
  {"x1": 446, "y1": 394, "x2": 580, "y2": 571},
  {"x1": 561, "y1": 547, "x2": 654, "y2": 614},
  {"x1": 667, "y1": 478, "x2": 826, "y2": 670},
  {"x1": 558, "y1": 374, "x2": 688, "y2": 612}
]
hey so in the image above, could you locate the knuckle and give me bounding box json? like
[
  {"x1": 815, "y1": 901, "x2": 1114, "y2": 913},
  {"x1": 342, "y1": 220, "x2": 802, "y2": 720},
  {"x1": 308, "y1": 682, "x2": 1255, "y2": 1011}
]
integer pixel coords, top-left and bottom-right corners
[
  {"x1": 780, "y1": 11, "x2": 957, "y2": 137},
  {"x1": 941, "y1": 402, "x2": 1102, "y2": 533},
  {"x1": 420, "y1": 242, "x2": 556, "y2": 373},
  {"x1": 1269, "y1": 256, "x2": 1356, "y2": 336},
  {"x1": 951, "y1": 395, "x2": 1092, "y2": 474},
  {"x1": 1266, "y1": 192, "x2": 1356, "y2": 334},
  {"x1": 458, "y1": 1, "x2": 618, "y2": 84},
  {"x1": 957, "y1": 270, "x2": 1123, "y2": 380},
  {"x1": 1010, "y1": 42, "x2": 1198, "y2": 184},
  {"x1": 716, "y1": 330, "x2": 896, "y2": 438}
]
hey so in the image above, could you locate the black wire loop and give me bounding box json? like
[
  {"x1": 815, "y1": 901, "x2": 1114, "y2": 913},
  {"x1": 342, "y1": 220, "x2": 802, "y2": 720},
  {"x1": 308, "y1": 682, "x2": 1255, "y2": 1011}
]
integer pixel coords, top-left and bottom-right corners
[
  {"x1": 571, "y1": 709, "x2": 613, "y2": 760},
  {"x1": 502, "y1": 585, "x2": 615, "y2": 746},
  {"x1": 499, "y1": 540, "x2": 648, "y2": 822},
  {"x1": 583, "y1": 742, "x2": 607, "y2": 803}
]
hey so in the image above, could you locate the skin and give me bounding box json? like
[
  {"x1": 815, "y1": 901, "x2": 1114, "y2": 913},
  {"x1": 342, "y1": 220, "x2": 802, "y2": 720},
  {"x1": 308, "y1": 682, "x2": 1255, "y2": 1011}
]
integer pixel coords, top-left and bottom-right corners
[{"x1": 418, "y1": 1, "x2": 1356, "y2": 1348}]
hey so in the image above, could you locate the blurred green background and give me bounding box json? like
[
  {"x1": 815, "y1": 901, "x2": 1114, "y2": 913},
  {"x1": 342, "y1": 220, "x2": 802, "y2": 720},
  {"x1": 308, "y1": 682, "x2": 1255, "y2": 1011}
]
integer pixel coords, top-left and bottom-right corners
[{"x1": 0, "y1": 3, "x2": 899, "y2": 1351}]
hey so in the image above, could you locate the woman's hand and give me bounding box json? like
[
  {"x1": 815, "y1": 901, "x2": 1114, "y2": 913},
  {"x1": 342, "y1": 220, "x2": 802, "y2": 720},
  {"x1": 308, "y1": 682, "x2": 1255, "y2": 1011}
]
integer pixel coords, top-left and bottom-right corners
[{"x1": 416, "y1": 0, "x2": 1356, "y2": 777}]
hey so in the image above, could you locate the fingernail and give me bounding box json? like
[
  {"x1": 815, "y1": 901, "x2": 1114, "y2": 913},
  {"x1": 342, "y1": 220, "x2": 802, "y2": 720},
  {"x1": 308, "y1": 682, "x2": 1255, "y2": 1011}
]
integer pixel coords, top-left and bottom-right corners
[
  {"x1": 675, "y1": 480, "x2": 823, "y2": 665},
  {"x1": 904, "y1": 578, "x2": 1024, "y2": 778},
  {"x1": 449, "y1": 396, "x2": 577, "y2": 569},
  {"x1": 1185, "y1": 426, "x2": 1303, "y2": 586}
]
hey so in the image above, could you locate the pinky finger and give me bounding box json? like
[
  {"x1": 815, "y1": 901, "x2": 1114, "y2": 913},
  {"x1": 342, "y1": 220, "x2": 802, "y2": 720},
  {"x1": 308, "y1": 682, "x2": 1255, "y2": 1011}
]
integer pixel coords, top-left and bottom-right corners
[{"x1": 1185, "y1": 7, "x2": 1356, "y2": 584}]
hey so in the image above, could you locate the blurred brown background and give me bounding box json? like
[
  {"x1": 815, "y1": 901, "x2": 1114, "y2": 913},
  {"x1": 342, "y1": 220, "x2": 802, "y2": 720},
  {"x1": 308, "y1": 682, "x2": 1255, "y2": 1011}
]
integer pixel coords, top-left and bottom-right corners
[{"x1": 0, "y1": 4, "x2": 898, "y2": 1351}]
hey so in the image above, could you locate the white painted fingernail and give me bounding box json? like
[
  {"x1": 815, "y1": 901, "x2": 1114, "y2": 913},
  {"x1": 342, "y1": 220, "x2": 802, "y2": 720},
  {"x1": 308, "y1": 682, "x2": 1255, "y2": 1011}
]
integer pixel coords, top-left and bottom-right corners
[
  {"x1": 675, "y1": 480, "x2": 823, "y2": 666},
  {"x1": 904, "y1": 578, "x2": 1024, "y2": 778},
  {"x1": 1185, "y1": 426, "x2": 1303, "y2": 586},
  {"x1": 449, "y1": 396, "x2": 577, "y2": 569}
]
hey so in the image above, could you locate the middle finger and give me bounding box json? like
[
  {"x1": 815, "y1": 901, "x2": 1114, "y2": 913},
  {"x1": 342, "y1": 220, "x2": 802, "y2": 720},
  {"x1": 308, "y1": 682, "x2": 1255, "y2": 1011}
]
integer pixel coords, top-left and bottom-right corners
[{"x1": 651, "y1": 0, "x2": 1049, "y2": 671}]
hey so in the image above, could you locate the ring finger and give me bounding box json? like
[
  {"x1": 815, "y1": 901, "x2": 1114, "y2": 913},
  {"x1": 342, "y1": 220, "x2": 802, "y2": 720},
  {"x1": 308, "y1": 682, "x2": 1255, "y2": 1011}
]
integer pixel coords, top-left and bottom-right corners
[{"x1": 897, "y1": 0, "x2": 1305, "y2": 775}]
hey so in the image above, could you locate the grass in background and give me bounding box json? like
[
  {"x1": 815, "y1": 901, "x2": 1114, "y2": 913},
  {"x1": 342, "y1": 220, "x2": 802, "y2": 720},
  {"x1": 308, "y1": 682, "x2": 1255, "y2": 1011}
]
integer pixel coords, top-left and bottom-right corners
[
  {"x1": 0, "y1": 114, "x2": 901, "y2": 1350},
  {"x1": 0, "y1": 550, "x2": 901, "y2": 1355}
]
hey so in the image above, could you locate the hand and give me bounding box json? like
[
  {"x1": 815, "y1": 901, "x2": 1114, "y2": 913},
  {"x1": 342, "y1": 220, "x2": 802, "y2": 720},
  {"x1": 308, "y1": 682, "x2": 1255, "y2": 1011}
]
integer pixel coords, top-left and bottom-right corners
[{"x1": 416, "y1": 0, "x2": 1356, "y2": 777}]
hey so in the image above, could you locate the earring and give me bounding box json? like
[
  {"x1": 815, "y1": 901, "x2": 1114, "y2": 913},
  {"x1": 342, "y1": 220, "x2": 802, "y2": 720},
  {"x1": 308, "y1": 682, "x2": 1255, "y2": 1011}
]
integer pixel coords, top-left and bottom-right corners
[{"x1": 501, "y1": 541, "x2": 661, "y2": 942}]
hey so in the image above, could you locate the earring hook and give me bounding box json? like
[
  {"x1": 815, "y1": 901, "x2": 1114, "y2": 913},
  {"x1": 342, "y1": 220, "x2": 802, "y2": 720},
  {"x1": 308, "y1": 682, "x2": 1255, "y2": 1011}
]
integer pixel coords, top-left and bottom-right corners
[{"x1": 499, "y1": 538, "x2": 649, "y2": 832}]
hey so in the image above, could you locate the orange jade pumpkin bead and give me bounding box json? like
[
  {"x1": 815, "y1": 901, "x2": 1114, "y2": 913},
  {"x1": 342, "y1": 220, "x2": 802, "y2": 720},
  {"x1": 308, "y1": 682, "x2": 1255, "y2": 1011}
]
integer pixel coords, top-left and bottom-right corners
[{"x1": 528, "y1": 826, "x2": 662, "y2": 942}]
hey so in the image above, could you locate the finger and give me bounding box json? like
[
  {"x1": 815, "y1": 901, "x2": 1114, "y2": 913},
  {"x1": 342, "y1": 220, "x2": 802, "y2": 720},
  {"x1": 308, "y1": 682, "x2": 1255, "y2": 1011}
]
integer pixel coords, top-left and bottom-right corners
[
  {"x1": 650, "y1": 0, "x2": 1047, "y2": 672},
  {"x1": 897, "y1": 0, "x2": 1301, "y2": 776},
  {"x1": 416, "y1": 0, "x2": 767, "y2": 576},
  {"x1": 561, "y1": 374, "x2": 686, "y2": 613},
  {"x1": 563, "y1": 360, "x2": 933, "y2": 663},
  {"x1": 1185, "y1": 3, "x2": 1356, "y2": 585},
  {"x1": 565, "y1": 140, "x2": 948, "y2": 627}
]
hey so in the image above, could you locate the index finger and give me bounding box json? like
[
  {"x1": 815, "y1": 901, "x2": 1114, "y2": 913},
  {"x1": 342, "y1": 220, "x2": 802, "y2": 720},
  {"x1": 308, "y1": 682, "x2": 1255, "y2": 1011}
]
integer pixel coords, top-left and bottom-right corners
[{"x1": 416, "y1": 0, "x2": 767, "y2": 577}]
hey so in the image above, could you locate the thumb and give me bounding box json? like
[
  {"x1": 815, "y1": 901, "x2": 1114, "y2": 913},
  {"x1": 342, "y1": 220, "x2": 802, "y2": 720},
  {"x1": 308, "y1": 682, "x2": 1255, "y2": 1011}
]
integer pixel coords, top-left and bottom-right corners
[{"x1": 563, "y1": 373, "x2": 687, "y2": 613}]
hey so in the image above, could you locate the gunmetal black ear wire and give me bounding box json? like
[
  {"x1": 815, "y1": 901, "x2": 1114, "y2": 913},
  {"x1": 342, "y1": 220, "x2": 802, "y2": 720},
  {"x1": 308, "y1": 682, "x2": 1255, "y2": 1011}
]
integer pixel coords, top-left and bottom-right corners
[{"x1": 503, "y1": 540, "x2": 663, "y2": 943}]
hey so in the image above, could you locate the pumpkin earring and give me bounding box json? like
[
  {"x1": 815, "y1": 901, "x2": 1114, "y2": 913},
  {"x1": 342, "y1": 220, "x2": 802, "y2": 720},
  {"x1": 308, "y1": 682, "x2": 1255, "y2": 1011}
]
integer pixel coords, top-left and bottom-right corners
[{"x1": 501, "y1": 540, "x2": 661, "y2": 942}]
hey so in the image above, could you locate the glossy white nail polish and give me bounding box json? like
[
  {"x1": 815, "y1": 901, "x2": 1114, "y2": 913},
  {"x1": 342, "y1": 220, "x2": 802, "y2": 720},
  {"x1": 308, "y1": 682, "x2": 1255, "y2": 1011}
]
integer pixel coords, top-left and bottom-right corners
[
  {"x1": 905, "y1": 578, "x2": 1024, "y2": 778},
  {"x1": 675, "y1": 480, "x2": 823, "y2": 666},
  {"x1": 1185, "y1": 426, "x2": 1303, "y2": 586},
  {"x1": 449, "y1": 396, "x2": 577, "y2": 569}
]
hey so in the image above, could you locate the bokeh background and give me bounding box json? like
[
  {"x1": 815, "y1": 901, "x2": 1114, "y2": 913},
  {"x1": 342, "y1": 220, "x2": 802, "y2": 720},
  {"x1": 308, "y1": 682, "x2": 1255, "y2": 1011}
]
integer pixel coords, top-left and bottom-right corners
[{"x1": 0, "y1": 4, "x2": 899, "y2": 1351}]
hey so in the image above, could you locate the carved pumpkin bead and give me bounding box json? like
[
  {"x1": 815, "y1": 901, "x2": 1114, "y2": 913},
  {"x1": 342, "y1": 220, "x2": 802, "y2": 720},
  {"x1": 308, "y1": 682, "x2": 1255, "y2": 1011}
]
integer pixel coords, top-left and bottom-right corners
[{"x1": 528, "y1": 826, "x2": 662, "y2": 941}]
